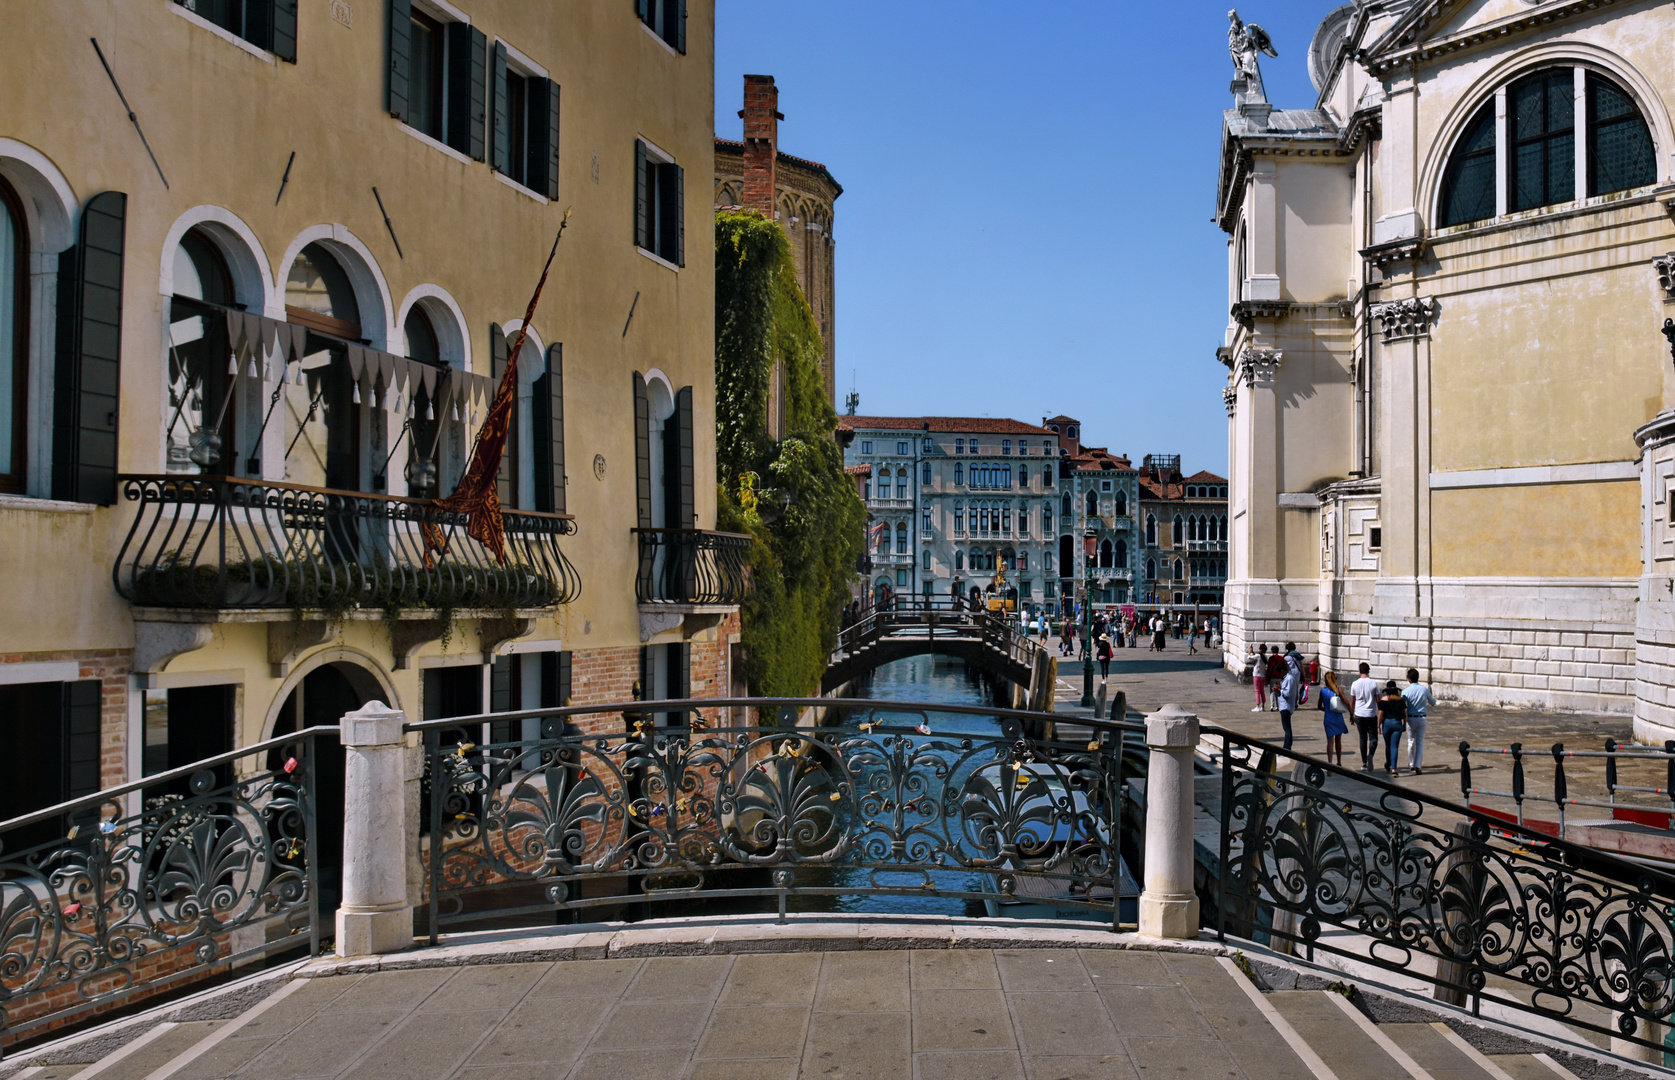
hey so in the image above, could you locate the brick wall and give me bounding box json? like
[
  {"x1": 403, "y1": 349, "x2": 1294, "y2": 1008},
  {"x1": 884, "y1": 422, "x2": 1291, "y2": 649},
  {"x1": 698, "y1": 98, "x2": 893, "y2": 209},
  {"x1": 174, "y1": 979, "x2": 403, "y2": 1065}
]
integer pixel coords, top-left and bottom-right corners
[{"x1": 740, "y1": 74, "x2": 779, "y2": 214}]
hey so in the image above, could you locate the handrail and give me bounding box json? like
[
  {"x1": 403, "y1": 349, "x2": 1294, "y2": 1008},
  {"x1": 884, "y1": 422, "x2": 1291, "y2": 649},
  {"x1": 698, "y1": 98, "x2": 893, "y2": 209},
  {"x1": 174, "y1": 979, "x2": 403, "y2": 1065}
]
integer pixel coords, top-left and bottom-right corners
[
  {"x1": 118, "y1": 472, "x2": 576, "y2": 521},
  {"x1": 632, "y1": 527, "x2": 753, "y2": 605},
  {"x1": 0, "y1": 725, "x2": 341, "y2": 832}
]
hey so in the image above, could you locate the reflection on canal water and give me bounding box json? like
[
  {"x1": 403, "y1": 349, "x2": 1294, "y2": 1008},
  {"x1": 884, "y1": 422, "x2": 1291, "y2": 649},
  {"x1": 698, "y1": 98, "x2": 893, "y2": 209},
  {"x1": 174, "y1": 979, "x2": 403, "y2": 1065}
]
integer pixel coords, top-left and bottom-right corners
[{"x1": 790, "y1": 653, "x2": 1004, "y2": 917}]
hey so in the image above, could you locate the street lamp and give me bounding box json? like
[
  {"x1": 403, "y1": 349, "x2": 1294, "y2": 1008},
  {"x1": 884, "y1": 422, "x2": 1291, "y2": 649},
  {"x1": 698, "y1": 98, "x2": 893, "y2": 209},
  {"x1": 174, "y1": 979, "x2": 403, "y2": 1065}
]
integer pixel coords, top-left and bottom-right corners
[{"x1": 1080, "y1": 527, "x2": 1098, "y2": 708}]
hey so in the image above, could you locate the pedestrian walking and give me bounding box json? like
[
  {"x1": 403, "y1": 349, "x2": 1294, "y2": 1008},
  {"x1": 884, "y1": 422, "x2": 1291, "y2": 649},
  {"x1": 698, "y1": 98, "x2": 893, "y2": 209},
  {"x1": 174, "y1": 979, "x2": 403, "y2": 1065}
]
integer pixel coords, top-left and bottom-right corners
[
  {"x1": 1401, "y1": 668, "x2": 1435, "y2": 775},
  {"x1": 1265, "y1": 647, "x2": 1286, "y2": 710},
  {"x1": 1350, "y1": 662, "x2": 1380, "y2": 771},
  {"x1": 1154, "y1": 615, "x2": 1167, "y2": 652},
  {"x1": 1251, "y1": 644, "x2": 1268, "y2": 712},
  {"x1": 1378, "y1": 680, "x2": 1407, "y2": 775},
  {"x1": 1059, "y1": 620, "x2": 1074, "y2": 657},
  {"x1": 1276, "y1": 650, "x2": 1302, "y2": 750},
  {"x1": 1187, "y1": 622, "x2": 1199, "y2": 655},
  {"x1": 1318, "y1": 671, "x2": 1349, "y2": 766},
  {"x1": 1096, "y1": 635, "x2": 1112, "y2": 679}
]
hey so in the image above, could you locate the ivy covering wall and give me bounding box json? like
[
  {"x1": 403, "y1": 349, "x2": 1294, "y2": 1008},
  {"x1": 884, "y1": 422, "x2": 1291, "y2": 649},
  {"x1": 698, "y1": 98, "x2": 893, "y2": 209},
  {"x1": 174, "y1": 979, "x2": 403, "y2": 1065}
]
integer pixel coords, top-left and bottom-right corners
[{"x1": 714, "y1": 210, "x2": 863, "y2": 697}]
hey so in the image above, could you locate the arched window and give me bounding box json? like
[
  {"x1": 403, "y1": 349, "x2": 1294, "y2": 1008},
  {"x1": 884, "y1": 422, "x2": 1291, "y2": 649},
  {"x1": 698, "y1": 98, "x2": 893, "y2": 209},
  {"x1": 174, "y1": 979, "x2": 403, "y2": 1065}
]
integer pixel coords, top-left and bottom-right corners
[
  {"x1": 954, "y1": 504, "x2": 964, "y2": 535},
  {"x1": 1115, "y1": 540, "x2": 1127, "y2": 566},
  {"x1": 1114, "y1": 490, "x2": 1127, "y2": 516},
  {"x1": 1173, "y1": 558, "x2": 1184, "y2": 581},
  {"x1": 1019, "y1": 464, "x2": 1029, "y2": 488},
  {"x1": 921, "y1": 462, "x2": 932, "y2": 485},
  {"x1": 1043, "y1": 504, "x2": 1052, "y2": 533},
  {"x1": 1086, "y1": 490, "x2": 1098, "y2": 516},
  {"x1": 955, "y1": 550, "x2": 964, "y2": 571},
  {"x1": 1145, "y1": 558, "x2": 1156, "y2": 580},
  {"x1": 1439, "y1": 99, "x2": 1497, "y2": 227},
  {"x1": 1018, "y1": 501, "x2": 1030, "y2": 537},
  {"x1": 954, "y1": 463, "x2": 964, "y2": 485},
  {"x1": 1061, "y1": 492, "x2": 1072, "y2": 517},
  {"x1": 1001, "y1": 507, "x2": 1012, "y2": 534},
  {"x1": 1589, "y1": 72, "x2": 1656, "y2": 195},
  {"x1": 1002, "y1": 467, "x2": 1012, "y2": 489},
  {"x1": 895, "y1": 523, "x2": 907, "y2": 554},
  {"x1": 286, "y1": 242, "x2": 365, "y2": 491},
  {"x1": 1099, "y1": 540, "x2": 1113, "y2": 568},
  {"x1": 0, "y1": 178, "x2": 23, "y2": 492},
  {"x1": 896, "y1": 468, "x2": 907, "y2": 499},
  {"x1": 1171, "y1": 515, "x2": 1183, "y2": 544},
  {"x1": 403, "y1": 305, "x2": 446, "y2": 497},
  {"x1": 1145, "y1": 514, "x2": 1156, "y2": 545},
  {"x1": 169, "y1": 228, "x2": 242, "y2": 476}
]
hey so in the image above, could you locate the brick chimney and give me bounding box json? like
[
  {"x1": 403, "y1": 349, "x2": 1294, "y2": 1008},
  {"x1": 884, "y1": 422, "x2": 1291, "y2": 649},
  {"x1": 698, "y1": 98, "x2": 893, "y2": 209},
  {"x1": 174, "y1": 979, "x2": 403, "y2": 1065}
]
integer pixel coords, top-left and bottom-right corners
[{"x1": 739, "y1": 74, "x2": 782, "y2": 215}]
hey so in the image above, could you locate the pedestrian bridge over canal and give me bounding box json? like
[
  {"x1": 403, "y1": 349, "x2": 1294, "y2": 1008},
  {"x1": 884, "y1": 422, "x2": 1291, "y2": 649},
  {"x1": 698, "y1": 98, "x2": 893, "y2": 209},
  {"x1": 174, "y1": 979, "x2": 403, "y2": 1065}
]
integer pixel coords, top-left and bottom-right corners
[{"x1": 822, "y1": 599, "x2": 1052, "y2": 704}]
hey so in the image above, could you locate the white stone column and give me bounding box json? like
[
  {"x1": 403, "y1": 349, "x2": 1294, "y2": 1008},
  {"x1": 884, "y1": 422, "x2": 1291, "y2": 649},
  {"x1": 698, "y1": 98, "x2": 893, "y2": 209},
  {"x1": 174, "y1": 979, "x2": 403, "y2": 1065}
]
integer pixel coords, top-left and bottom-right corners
[
  {"x1": 1139, "y1": 703, "x2": 1201, "y2": 939},
  {"x1": 336, "y1": 701, "x2": 413, "y2": 957}
]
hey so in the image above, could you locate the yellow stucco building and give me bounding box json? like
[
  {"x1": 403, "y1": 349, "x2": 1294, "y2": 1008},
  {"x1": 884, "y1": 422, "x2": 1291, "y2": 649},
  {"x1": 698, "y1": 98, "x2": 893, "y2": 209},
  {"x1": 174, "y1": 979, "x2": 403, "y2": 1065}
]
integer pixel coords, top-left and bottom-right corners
[
  {"x1": 1218, "y1": 0, "x2": 1675, "y2": 736},
  {"x1": 0, "y1": 0, "x2": 743, "y2": 830}
]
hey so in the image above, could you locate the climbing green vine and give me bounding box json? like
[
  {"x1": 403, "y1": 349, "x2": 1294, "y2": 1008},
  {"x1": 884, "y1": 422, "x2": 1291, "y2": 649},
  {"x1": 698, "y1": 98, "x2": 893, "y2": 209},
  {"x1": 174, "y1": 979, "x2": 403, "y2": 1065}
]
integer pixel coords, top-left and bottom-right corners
[{"x1": 715, "y1": 210, "x2": 863, "y2": 697}]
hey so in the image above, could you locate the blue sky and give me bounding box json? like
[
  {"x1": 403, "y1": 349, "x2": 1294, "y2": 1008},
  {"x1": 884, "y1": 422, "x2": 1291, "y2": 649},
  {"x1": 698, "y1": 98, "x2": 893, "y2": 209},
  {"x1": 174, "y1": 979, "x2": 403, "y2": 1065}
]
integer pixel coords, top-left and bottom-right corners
[{"x1": 715, "y1": 0, "x2": 1332, "y2": 476}]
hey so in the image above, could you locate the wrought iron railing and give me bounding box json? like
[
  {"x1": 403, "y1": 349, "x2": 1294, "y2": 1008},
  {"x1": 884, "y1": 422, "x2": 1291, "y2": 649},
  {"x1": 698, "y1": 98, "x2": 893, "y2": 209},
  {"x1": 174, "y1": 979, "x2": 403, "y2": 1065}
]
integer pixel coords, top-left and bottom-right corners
[
  {"x1": 833, "y1": 598, "x2": 1045, "y2": 676},
  {"x1": 413, "y1": 698, "x2": 1146, "y2": 936},
  {"x1": 0, "y1": 727, "x2": 333, "y2": 1041},
  {"x1": 632, "y1": 528, "x2": 753, "y2": 605},
  {"x1": 115, "y1": 475, "x2": 580, "y2": 611},
  {"x1": 1214, "y1": 732, "x2": 1675, "y2": 1055}
]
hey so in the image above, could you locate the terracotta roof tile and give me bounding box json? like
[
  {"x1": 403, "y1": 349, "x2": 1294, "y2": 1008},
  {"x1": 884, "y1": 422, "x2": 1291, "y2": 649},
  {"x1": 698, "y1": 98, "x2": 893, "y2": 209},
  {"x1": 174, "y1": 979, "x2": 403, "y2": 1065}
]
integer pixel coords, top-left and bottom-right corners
[{"x1": 837, "y1": 415, "x2": 1057, "y2": 436}]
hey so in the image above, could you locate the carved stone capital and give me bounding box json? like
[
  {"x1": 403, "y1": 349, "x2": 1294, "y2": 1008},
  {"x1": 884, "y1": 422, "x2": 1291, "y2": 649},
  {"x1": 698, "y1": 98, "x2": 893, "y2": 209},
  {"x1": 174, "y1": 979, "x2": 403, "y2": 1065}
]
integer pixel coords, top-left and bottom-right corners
[
  {"x1": 1655, "y1": 253, "x2": 1675, "y2": 300},
  {"x1": 1238, "y1": 348, "x2": 1282, "y2": 386},
  {"x1": 1222, "y1": 385, "x2": 1238, "y2": 415},
  {"x1": 1370, "y1": 296, "x2": 1437, "y2": 342}
]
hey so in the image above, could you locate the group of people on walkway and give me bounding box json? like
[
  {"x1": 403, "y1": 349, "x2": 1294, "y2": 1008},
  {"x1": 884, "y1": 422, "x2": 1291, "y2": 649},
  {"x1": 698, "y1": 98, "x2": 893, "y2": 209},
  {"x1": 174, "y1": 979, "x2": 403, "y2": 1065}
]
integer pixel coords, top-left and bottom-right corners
[
  {"x1": 1059, "y1": 611, "x2": 1220, "y2": 659},
  {"x1": 1246, "y1": 644, "x2": 1434, "y2": 775}
]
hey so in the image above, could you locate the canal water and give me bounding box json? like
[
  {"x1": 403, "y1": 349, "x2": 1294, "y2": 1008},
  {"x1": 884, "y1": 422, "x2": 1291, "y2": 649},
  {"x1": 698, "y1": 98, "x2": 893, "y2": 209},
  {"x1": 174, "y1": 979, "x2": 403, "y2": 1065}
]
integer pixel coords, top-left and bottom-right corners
[{"x1": 788, "y1": 652, "x2": 1004, "y2": 917}]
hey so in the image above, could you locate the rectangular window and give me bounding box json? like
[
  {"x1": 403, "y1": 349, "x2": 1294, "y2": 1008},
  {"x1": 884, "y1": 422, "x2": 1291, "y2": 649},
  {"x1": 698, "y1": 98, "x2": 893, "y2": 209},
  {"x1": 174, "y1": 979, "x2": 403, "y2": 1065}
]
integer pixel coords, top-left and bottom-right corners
[
  {"x1": 176, "y1": 0, "x2": 299, "y2": 60},
  {"x1": 955, "y1": 507, "x2": 964, "y2": 535},
  {"x1": 634, "y1": 139, "x2": 684, "y2": 265},
  {"x1": 923, "y1": 437, "x2": 933, "y2": 452},
  {"x1": 896, "y1": 568, "x2": 908, "y2": 588},
  {"x1": 1020, "y1": 580, "x2": 1032, "y2": 598},
  {"x1": 896, "y1": 441, "x2": 909, "y2": 455},
  {"x1": 922, "y1": 508, "x2": 931, "y2": 531},
  {"x1": 1002, "y1": 508, "x2": 1012, "y2": 534},
  {"x1": 389, "y1": 4, "x2": 488, "y2": 160},
  {"x1": 920, "y1": 550, "x2": 930, "y2": 570},
  {"x1": 1044, "y1": 551, "x2": 1053, "y2": 573},
  {"x1": 955, "y1": 439, "x2": 963, "y2": 454},
  {"x1": 1019, "y1": 508, "x2": 1029, "y2": 538},
  {"x1": 1002, "y1": 440, "x2": 1011, "y2": 455},
  {"x1": 860, "y1": 440, "x2": 873, "y2": 454},
  {"x1": 1101, "y1": 480, "x2": 1111, "y2": 491},
  {"x1": 1043, "y1": 506, "x2": 1052, "y2": 533},
  {"x1": 969, "y1": 440, "x2": 978, "y2": 454},
  {"x1": 0, "y1": 681, "x2": 104, "y2": 853},
  {"x1": 489, "y1": 43, "x2": 561, "y2": 197},
  {"x1": 406, "y1": 8, "x2": 445, "y2": 139},
  {"x1": 863, "y1": 481, "x2": 870, "y2": 500},
  {"x1": 1045, "y1": 580, "x2": 1056, "y2": 598},
  {"x1": 896, "y1": 476, "x2": 907, "y2": 499},
  {"x1": 638, "y1": 0, "x2": 687, "y2": 53}
]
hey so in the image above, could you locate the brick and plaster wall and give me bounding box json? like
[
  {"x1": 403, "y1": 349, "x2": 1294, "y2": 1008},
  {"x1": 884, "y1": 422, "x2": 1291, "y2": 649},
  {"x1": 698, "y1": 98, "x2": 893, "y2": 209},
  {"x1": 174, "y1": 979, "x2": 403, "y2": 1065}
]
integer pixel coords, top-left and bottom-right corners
[{"x1": 1, "y1": 649, "x2": 131, "y2": 788}]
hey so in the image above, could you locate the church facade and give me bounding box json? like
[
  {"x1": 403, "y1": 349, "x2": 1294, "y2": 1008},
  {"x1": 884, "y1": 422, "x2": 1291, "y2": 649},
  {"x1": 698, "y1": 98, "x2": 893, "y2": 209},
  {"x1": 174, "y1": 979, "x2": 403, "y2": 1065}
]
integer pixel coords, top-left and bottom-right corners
[{"x1": 1216, "y1": 0, "x2": 1675, "y2": 739}]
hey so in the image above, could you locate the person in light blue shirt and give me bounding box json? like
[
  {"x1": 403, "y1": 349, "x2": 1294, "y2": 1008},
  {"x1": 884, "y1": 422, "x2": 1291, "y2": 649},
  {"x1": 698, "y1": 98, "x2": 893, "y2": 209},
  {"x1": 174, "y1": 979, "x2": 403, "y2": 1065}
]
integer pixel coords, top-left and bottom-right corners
[{"x1": 1401, "y1": 668, "x2": 1436, "y2": 775}]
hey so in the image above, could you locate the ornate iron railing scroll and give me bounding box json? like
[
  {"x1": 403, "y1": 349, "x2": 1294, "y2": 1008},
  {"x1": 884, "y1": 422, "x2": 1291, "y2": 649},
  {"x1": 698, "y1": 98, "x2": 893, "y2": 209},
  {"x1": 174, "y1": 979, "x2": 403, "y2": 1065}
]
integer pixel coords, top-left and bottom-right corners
[
  {"x1": 1214, "y1": 733, "x2": 1675, "y2": 1055},
  {"x1": 415, "y1": 698, "x2": 1144, "y2": 940},
  {"x1": 0, "y1": 727, "x2": 332, "y2": 1041},
  {"x1": 632, "y1": 528, "x2": 753, "y2": 605}
]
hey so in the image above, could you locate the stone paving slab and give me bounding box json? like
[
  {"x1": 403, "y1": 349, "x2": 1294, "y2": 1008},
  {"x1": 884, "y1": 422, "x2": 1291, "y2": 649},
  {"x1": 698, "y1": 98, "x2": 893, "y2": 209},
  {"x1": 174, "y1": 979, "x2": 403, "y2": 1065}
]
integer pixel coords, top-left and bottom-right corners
[{"x1": 138, "y1": 948, "x2": 1310, "y2": 1080}]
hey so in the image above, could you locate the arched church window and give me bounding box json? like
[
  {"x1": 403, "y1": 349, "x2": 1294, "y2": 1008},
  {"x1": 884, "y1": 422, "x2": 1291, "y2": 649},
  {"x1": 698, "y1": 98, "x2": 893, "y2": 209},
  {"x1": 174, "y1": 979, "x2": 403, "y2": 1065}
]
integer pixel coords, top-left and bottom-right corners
[
  {"x1": 1439, "y1": 100, "x2": 1497, "y2": 227},
  {"x1": 1510, "y1": 69, "x2": 1575, "y2": 212},
  {"x1": 1589, "y1": 73, "x2": 1656, "y2": 195}
]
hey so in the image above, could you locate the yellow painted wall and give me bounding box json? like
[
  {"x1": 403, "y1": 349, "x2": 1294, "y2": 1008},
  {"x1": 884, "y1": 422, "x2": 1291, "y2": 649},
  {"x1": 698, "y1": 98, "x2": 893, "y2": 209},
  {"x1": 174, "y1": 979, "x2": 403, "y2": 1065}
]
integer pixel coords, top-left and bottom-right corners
[{"x1": 1431, "y1": 480, "x2": 1640, "y2": 576}]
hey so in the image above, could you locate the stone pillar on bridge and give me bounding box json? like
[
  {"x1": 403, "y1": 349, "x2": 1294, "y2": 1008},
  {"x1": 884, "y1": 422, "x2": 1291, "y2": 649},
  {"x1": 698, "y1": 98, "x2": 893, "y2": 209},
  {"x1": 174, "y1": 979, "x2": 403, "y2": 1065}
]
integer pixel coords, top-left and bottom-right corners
[
  {"x1": 337, "y1": 701, "x2": 414, "y2": 957},
  {"x1": 1139, "y1": 703, "x2": 1201, "y2": 940}
]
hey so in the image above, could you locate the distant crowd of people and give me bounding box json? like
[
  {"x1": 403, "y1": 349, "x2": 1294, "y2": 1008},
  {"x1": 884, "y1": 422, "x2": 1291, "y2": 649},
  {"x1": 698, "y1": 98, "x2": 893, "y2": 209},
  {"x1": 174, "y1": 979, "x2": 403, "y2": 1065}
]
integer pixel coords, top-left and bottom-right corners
[
  {"x1": 1245, "y1": 642, "x2": 1434, "y2": 776},
  {"x1": 1056, "y1": 610, "x2": 1222, "y2": 675}
]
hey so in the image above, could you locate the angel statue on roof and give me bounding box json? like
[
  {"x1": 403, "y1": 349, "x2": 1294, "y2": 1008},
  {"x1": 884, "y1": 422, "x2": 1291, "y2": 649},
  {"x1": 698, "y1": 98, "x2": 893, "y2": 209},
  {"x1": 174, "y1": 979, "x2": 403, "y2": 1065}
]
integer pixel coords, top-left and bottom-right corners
[{"x1": 1228, "y1": 10, "x2": 1278, "y2": 101}]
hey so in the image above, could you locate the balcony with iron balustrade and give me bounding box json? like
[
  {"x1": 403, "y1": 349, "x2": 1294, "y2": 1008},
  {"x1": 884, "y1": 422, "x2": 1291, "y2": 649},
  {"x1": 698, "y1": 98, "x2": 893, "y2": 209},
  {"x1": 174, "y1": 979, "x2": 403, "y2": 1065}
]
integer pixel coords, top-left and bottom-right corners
[{"x1": 633, "y1": 528, "x2": 753, "y2": 640}]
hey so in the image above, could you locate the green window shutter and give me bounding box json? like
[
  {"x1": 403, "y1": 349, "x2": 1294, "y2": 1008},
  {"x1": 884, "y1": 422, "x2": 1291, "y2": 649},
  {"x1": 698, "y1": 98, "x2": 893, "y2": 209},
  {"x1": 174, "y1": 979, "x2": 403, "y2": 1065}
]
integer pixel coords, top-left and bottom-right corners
[
  {"x1": 489, "y1": 41, "x2": 509, "y2": 174},
  {"x1": 540, "y1": 650, "x2": 572, "y2": 707},
  {"x1": 672, "y1": 163, "x2": 685, "y2": 266},
  {"x1": 446, "y1": 22, "x2": 487, "y2": 161},
  {"x1": 633, "y1": 371, "x2": 652, "y2": 528},
  {"x1": 489, "y1": 655, "x2": 515, "y2": 743},
  {"x1": 491, "y1": 324, "x2": 512, "y2": 509},
  {"x1": 637, "y1": 646, "x2": 650, "y2": 700},
  {"x1": 63, "y1": 681, "x2": 101, "y2": 800},
  {"x1": 527, "y1": 78, "x2": 561, "y2": 201},
  {"x1": 386, "y1": 0, "x2": 412, "y2": 120},
  {"x1": 675, "y1": 385, "x2": 694, "y2": 526},
  {"x1": 634, "y1": 140, "x2": 648, "y2": 249},
  {"x1": 673, "y1": 642, "x2": 690, "y2": 700},
  {"x1": 675, "y1": 0, "x2": 687, "y2": 54},
  {"x1": 532, "y1": 344, "x2": 564, "y2": 513},
  {"x1": 53, "y1": 191, "x2": 125, "y2": 505},
  {"x1": 271, "y1": 0, "x2": 299, "y2": 62}
]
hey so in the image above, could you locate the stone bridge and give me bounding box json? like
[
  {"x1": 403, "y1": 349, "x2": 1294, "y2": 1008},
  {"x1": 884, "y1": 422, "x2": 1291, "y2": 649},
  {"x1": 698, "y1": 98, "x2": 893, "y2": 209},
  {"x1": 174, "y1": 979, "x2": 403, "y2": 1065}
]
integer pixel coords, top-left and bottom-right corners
[{"x1": 822, "y1": 598, "x2": 1053, "y2": 704}]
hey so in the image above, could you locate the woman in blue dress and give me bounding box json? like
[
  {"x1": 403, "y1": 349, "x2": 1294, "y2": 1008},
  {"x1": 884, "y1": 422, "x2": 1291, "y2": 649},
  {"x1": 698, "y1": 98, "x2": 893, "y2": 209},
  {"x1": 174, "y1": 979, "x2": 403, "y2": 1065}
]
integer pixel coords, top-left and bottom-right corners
[{"x1": 1317, "y1": 671, "x2": 1349, "y2": 767}]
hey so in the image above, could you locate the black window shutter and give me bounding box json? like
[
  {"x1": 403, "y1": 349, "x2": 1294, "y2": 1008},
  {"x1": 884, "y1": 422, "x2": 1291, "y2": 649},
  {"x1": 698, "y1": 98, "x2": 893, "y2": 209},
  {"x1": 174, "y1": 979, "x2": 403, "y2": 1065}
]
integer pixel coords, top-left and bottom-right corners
[
  {"x1": 491, "y1": 324, "x2": 513, "y2": 509},
  {"x1": 540, "y1": 650, "x2": 572, "y2": 707},
  {"x1": 673, "y1": 164, "x2": 685, "y2": 266},
  {"x1": 53, "y1": 191, "x2": 125, "y2": 505},
  {"x1": 386, "y1": 0, "x2": 412, "y2": 121},
  {"x1": 676, "y1": 385, "x2": 694, "y2": 526},
  {"x1": 489, "y1": 41, "x2": 509, "y2": 174},
  {"x1": 634, "y1": 140, "x2": 649, "y2": 249},
  {"x1": 637, "y1": 646, "x2": 650, "y2": 700},
  {"x1": 636, "y1": 0, "x2": 649, "y2": 21},
  {"x1": 271, "y1": 0, "x2": 299, "y2": 62},
  {"x1": 536, "y1": 79, "x2": 561, "y2": 200},
  {"x1": 447, "y1": 22, "x2": 487, "y2": 161},
  {"x1": 532, "y1": 344, "x2": 564, "y2": 513},
  {"x1": 673, "y1": 642, "x2": 690, "y2": 700},
  {"x1": 633, "y1": 372, "x2": 653, "y2": 528},
  {"x1": 675, "y1": 0, "x2": 687, "y2": 54},
  {"x1": 63, "y1": 680, "x2": 101, "y2": 801}
]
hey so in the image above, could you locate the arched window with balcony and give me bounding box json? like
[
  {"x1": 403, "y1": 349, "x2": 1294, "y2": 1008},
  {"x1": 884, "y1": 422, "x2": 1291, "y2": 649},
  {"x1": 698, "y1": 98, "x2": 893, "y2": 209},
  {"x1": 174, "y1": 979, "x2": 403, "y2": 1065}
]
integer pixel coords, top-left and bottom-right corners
[
  {"x1": 1173, "y1": 558, "x2": 1184, "y2": 581},
  {"x1": 1043, "y1": 503, "x2": 1053, "y2": 534},
  {"x1": 1062, "y1": 492, "x2": 1072, "y2": 517},
  {"x1": 0, "y1": 178, "x2": 24, "y2": 493},
  {"x1": 1219, "y1": 515, "x2": 1227, "y2": 541},
  {"x1": 1171, "y1": 514, "x2": 1183, "y2": 544},
  {"x1": 896, "y1": 468, "x2": 908, "y2": 499},
  {"x1": 1115, "y1": 539, "x2": 1127, "y2": 566},
  {"x1": 1145, "y1": 514, "x2": 1156, "y2": 545},
  {"x1": 1099, "y1": 539, "x2": 1113, "y2": 568},
  {"x1": 1145, "y1": 558, "x2": 1156, "y2": 580},
  {"x1": 895, "y1": 523, "x2": 907, "y2": 554},
  {"x1": 1114, "y1": 490, "x2": 1127, "y2": 516},
  {"x1": 1018, "y1": 501, "x2": 1029, "y2": 537},
  {"x1": 954, "y1": 503, "x2": 964, "y2": 535},
  {"x1": 1086, "y1": 489, "x2": 1098, "y2": 516}
]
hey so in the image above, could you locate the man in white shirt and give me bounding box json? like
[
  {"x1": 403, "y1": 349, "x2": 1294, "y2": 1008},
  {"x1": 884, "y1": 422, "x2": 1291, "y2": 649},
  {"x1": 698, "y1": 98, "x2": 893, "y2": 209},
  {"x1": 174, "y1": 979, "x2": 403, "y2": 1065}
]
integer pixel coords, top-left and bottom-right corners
[
  {"x1": 1350, "y1": 662, "x2": 1381, "y2": 772},
  {"x1": 1401, "y1": 668, "x2": 1437, "y2": 775}
]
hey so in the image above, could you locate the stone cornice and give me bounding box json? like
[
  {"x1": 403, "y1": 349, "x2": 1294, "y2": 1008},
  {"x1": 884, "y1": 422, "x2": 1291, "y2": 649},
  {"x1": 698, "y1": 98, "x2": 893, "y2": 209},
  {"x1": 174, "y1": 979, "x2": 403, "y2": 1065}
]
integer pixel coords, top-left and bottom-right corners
[
  {"x1": 1360, "y1": 0, "x2": 1630, "y2": 77},
  {"x1": 1238, "y1": 348, "x2": 1283, "y2": 386},
  {"x1": 1360, "y1": 236, "x2": 1428, "y2": 270},
  {"x1": 1370, "y1": 297, "x2": 1438, "y2": 342},
  {"x1": 1230, "y1": 300, "x2": 1293, "y2": 328}
]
